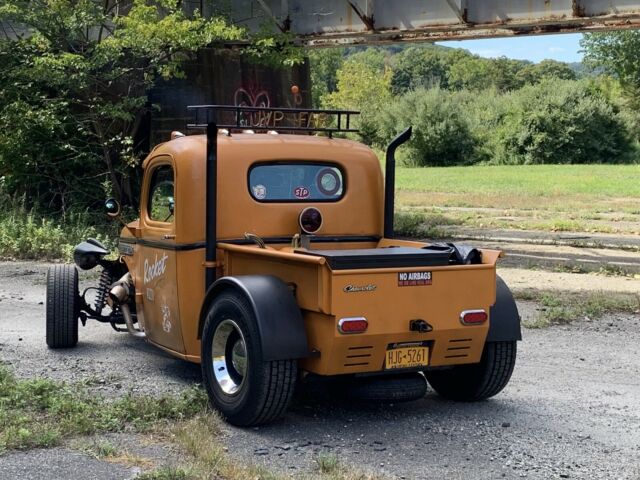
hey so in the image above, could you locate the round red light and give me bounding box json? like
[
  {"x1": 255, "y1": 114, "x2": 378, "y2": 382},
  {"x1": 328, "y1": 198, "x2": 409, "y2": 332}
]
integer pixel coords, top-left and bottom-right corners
[{"x1": 299, "y1": 207, "x2": 323, "y2": 234}]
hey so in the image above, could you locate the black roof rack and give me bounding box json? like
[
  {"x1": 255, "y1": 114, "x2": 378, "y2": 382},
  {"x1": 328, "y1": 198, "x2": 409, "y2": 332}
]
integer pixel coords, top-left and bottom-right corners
[{"x1": 186, "y1": 105, "x2": 360, "y2": 136}]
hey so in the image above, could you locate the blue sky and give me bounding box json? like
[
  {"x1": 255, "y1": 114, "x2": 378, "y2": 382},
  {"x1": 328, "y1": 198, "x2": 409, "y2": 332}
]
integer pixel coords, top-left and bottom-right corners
[{"x1": 438, "y1": 33, "x2": 583, "y2": 63}]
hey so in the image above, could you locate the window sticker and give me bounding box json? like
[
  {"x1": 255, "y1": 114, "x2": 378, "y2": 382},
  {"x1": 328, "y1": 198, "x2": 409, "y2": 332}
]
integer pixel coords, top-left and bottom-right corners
[
  {"x1": 294, "y1": 186, "x2": 310, "y2": 199},
  {"x1": 252, "y1": 184, "x2": 267, "y2": 200},
  {"x1": 316, "y1": 168, "x2": 341, "y2": 196}
]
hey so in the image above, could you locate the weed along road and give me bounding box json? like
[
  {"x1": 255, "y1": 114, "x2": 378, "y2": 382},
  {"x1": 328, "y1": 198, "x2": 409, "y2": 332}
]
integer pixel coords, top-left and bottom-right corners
[{"x1": 1, "y1": 261, "x2": 640, "y2": 479}]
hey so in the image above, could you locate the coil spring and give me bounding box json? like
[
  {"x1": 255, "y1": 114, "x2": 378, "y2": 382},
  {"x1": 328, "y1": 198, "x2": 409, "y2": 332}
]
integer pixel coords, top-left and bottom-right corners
[{"x1": 94, "y1": 269, "x2": 113, "y2": 313}]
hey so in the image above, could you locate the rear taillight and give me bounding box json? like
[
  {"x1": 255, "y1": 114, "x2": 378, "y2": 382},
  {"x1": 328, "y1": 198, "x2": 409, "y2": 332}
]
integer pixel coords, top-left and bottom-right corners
[
  {"x1": 338, "y1": 317, "x2": 368, "y2": 334},
  {"x1": 460, "y1": 309, "x2": 488, "y2": 325}
]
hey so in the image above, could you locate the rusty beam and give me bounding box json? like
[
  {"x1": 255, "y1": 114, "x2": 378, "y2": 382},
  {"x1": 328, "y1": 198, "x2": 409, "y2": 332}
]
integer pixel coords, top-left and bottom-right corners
[
  {"x1": 348, "y1": 1, "x2": 375, "y2": 31},
  {"x1": 255, "y1": 0, "x2": 290, "y2": 32},
  {"x1": 230, "y1": 0, "x2": 640, "y2": 46},
  {"x1": 445, "y1": 0, "x2": 469, "y2": 25},
  {"x1": 302, "y1": 15, "x2": 640, "y2": 47}
]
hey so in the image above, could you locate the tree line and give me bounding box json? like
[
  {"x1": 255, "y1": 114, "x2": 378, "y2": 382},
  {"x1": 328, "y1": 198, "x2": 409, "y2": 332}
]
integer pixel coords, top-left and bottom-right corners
[{"x1": 311, "y1": 36, "x2": 640, "y2": 167}]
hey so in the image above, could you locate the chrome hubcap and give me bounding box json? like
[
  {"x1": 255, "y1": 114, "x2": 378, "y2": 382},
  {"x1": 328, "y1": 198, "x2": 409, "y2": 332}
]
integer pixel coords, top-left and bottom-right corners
[{"x1": 212, "y1": 319, "x2": 247, "y2": 395}]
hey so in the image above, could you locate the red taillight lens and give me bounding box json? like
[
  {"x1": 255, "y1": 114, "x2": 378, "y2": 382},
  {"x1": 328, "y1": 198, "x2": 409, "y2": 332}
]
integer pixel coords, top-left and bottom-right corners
[
  {"x1": 460, "y1": 309, "x2": 488, "y2": 325},
  {"x1": 338, "y1": 317, "x2": 368, "y2": 334}
]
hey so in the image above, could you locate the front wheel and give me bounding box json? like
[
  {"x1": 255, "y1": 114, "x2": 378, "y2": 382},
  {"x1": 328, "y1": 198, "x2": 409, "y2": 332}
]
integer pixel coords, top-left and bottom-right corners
[
  {"x1": 46, "y1": 265, "x2": 79, "y2": 348},
  {"x1": 425, "y1": 341, "x2": 516, "y2": 401},
  {"x1": 201, "y1": 291, "x2": 297, "y2": 426}
]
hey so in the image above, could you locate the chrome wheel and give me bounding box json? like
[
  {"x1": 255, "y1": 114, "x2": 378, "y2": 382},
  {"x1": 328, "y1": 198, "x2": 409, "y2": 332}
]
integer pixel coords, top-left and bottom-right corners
[
  {"x1": 201, "y1": 291, "x2": 298, "y2": 426},
  {"x1": 212, "y1": 319, "x2": 248, "y2": 395}
]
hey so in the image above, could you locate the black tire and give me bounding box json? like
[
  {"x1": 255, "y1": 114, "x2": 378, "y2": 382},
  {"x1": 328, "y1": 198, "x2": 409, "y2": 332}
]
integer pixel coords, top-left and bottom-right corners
[
  {"x1": 46, "y1": 264, "x2": 79, "y2": 348},
  {"x1": 425, "y1": 341, "x2": 517, "y2": 401},
  {"x1": 345, "y1": 373, "x2": 428, "y2": 403},
  {"x1": 201, "y1": 291, "x2": 297, "y2": 426}
]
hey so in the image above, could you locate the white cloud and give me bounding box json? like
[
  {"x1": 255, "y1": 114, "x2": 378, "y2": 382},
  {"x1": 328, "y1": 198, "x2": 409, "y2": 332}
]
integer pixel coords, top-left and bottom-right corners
[{"x1": 548, "y1": 46, "x2": 566, "y2": 53}]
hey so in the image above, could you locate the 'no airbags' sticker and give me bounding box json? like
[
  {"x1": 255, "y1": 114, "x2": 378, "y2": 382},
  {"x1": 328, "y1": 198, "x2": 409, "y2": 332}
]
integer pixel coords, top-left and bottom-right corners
[{"x1": 398, "y1": 271, "x2": 432, "y2": 287}]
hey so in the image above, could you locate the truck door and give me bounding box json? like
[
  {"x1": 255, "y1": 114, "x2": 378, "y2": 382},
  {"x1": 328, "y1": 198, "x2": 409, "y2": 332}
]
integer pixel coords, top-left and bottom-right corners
[{"x1": 138, "y1": 158, "x2": 185, "y2": 354}]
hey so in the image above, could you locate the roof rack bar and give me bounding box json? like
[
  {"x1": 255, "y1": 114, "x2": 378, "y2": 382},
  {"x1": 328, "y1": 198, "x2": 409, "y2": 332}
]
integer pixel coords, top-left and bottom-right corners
[
  {"x1": 186, "y1": 104, "x2": 360, "y2": 135},
  {"x1": 186, "y1": 124, "x2": 359, "y2": 133},
  {"x1": 187, "y1": 105, "x2": 359, "y2": 115}
]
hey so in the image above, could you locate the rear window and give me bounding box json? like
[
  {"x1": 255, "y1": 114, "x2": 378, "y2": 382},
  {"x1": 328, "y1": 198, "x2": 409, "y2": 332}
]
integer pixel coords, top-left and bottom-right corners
[{"x1": 249, "y1": 163, "x2": 345, "y2": 202}]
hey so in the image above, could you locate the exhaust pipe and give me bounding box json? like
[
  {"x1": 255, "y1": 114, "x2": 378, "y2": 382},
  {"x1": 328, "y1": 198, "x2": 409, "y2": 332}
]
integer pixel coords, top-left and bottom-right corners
[
  {"x1": 384, "y1": 127, "x2": 412, "y2": 239},
  {"x1": 121, "y1": 304, "x2": 146, "y2": 339},
  {"x1": 108, "y1": 273, "x2": 146, "y2": 339},
  {"x1": 108, "y1": 273, "x2": 132, "y2": 305}
]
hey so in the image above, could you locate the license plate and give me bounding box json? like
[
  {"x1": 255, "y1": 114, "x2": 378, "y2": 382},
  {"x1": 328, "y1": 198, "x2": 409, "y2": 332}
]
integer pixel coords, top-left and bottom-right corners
[{"x1": 385, "y1": 346, "x2": 429, "y2": 370}]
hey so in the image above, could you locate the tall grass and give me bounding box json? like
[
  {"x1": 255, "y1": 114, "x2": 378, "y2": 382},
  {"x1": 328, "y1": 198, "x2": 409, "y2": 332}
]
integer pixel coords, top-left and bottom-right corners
[{"x1": 0, "y1": 204, "x2": 116, "y2": 261}]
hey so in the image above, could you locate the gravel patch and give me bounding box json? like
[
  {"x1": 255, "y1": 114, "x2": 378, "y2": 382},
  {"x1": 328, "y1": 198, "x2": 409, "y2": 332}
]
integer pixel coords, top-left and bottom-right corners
[{"x1": 1, "y1": 260, "x2": 639, "y2": 479}]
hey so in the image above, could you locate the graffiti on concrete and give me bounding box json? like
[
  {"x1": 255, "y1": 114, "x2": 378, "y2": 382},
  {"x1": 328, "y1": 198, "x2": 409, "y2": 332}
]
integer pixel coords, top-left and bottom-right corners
[
  {"x1": 234, "y1": 85, "x2": 271, "y2": 109},
  {"x1": 233, "y1": 83, "x2": 315, "y2": 129}
]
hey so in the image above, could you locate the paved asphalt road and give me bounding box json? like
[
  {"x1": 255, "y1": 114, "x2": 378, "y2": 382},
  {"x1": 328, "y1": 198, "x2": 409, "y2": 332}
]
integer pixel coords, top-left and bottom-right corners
[{"x1": 0, "y1": 261, "x2": 639, "y2": 479}]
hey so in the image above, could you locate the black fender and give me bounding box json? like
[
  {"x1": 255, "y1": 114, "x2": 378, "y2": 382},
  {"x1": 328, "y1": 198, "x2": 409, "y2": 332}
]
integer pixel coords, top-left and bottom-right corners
[
  {"x1": 198, "y1": 275, "x2": 309, "y2": 361},
  {"x1": 487, "y1": 276, "x2": 522, "y2": 342},
  {"x1": 73, "y1": 238, "x2": 109, "y2": 270}
]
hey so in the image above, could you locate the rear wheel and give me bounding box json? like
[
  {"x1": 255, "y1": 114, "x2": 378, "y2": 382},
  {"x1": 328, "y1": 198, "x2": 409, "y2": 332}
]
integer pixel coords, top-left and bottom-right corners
[
  {"x1": 201, "y1": 291, "x2": 297, "y2": 426},
  {"x1": 425, "y1": 341, "x2": 516, "y2": 401},
  {"x1": 46, "y1": 265, "x2": 79, "y2": 348}
]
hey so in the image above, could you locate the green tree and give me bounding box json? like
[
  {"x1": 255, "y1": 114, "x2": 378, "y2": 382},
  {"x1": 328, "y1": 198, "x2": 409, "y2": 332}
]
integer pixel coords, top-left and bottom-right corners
[
  {"x1": 446, "y1": 55, "x2": 488, "y2": 91},
  {"x1": 448, "y1": 55, "x2": 526, "y2": 92},
  {"x1": 0, "y1": 0, "x2": 298, "y2": 212},
  {"x1": 516, "y1": 59, "x2": 577, "y2": 85},
  {"x1": 323, "y1": 57, "x2": 392, "y2": 144},
  {"x1": 490, "y1": 57, "x2": 529, "y2": 91},
  {"x1": 582, "y1": 31, "x2": 640, "y2": 94},
  {"x1": 344, "y1": 47, "x2": 387, "y2": 72},
  {"x1": 582, "y1": 31, "x2": 640, "y2": 140},
  {"x1": 308, "y1": 48, "x2": 344, "y2": 108},
  {"x1": 390, "y1": 46, "x2": 452, "y2": 94}
]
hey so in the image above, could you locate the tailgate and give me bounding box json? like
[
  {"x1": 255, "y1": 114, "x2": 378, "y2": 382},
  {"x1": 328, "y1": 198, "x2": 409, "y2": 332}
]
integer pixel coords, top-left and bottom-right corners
[{"x1": 302, "y1": 264, "x2": 497, "y2": 375}]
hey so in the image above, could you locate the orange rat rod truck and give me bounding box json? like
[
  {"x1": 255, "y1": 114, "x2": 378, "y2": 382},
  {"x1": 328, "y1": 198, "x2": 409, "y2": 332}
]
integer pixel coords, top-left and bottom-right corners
[{"x1": 45, "y1": 105, "x2": 521, "y2": 426}]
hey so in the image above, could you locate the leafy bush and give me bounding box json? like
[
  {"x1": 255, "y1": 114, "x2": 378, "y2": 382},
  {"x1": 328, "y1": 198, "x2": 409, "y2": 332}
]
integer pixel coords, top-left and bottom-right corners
[
  {"x1": 376, "y1": 88, "x2": 479, "y2": 166},
  {"x1": 490, "y1": 79, "x2": 634, "y2": 164},
  {"x1": 0, "y1": 201, "x2": 115, "y2": 261}
]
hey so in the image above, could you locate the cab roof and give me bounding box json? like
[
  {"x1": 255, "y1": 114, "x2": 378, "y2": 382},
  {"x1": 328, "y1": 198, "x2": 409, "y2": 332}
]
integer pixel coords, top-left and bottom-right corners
[
  {"x1": 143, "y1": 132, "x2": 376, "y2": 170},
  {"x1": 141, "y1": 133, "x2": 384, "y2": 243}
]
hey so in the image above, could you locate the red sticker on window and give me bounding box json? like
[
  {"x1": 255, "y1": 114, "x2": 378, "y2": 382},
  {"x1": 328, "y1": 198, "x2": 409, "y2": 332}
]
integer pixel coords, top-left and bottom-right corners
[{"x1": 294, "y1": 186, "x2": 310, "y2": 199}]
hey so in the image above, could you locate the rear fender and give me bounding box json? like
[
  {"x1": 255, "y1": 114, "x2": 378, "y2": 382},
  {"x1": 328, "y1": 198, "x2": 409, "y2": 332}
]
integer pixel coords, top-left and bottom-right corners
[
  {"x1": 487, "y1": 276, "x2": 522, "y2": 342},
  {"x1": 198, "y1": 275, "x2": 309, "y2": 361}
]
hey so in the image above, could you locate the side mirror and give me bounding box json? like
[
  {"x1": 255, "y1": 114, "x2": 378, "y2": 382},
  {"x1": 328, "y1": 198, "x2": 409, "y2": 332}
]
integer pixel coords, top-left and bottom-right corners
[
  {"x1": 168, "y1": 197, "x2": 175, "y2": 216},
  {"x1": 105, "y1": 198, "x2": 121, "y2": 218}
]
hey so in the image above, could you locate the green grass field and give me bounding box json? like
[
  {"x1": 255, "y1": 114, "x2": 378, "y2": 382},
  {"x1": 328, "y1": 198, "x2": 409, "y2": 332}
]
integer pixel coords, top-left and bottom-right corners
[{"x1": 394, "y1": 164, "x2": 640, "y2": 235}]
